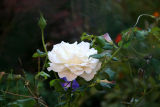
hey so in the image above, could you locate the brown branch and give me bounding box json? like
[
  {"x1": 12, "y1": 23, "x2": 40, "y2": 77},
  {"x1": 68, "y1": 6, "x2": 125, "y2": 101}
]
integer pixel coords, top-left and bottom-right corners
[
  {"x1": 0, "y1": 90, "x2": 36, "y2": 99},
  {"x1": 0, "y1": 90, "x2": 48, "y2": 107},
  {"x1": 25, "y1": 82, "x2": 48, "y2": 106},
  {"x1": 26, "y1": 85, "x2": 36, "y2": 98},
  {"x1": 0, "y1": 71, "x2": 48, "y2": 107}
]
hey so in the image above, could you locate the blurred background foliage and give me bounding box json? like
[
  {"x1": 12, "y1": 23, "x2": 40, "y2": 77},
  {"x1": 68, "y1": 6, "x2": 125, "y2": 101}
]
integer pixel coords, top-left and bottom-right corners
[
  {"x1": 1, "y1": 0, "x2": 160, "y2": 71},
  {"x1": 0, "y1": 0, "x2": 160, "y2": 107}
]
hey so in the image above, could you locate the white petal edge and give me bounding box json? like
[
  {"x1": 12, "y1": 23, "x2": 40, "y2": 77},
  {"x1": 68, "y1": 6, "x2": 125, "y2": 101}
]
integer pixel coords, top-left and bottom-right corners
[{"x1": 58, "y1": 71, "x2": 77, "y2": 81}]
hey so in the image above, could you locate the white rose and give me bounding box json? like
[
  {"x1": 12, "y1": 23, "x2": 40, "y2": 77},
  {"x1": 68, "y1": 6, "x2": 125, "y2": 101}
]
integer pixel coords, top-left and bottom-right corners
[{"x1": 47, "y1": 41, "x2": 101, "y2": 81}]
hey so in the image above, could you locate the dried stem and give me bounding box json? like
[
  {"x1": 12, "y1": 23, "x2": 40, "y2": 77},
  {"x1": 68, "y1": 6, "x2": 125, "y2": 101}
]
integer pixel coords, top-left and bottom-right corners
[{"x1": 0, "y1": 90, "x2": 48, "y2": 107}]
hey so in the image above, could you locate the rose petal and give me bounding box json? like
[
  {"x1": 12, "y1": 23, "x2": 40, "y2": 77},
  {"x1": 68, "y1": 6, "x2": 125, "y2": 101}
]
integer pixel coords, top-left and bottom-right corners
[{"x1": 58, "y1": 71, "x2": 77, "y2": 81}]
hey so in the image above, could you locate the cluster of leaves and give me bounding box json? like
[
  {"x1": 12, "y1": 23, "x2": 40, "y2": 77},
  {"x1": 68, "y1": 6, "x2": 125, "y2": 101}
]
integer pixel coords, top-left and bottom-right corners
[{"x1": 80, "y1": 18, "x2": 160, "y2": 106}]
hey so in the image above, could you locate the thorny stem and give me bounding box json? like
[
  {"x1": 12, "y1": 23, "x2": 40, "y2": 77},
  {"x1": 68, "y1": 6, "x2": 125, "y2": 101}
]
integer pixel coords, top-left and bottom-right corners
[
  {"x1": 42, "y1": 57, "x2": 47, "y2": 70},
  {"x1": 95, "y1": 46, "x2": 122, "y2": 78},
  {"x1": 106, "y1": 46, "x2": 122, "y2": 64},
  {"x1": 41, "y1": 29, "x2": 58, "y2": 79},
  {"x1": 41, "y1": 29, "x2": 48, "y2": 54},
  {"x1": 41, "y1": 29, "x2": 48, "y2": 70}
]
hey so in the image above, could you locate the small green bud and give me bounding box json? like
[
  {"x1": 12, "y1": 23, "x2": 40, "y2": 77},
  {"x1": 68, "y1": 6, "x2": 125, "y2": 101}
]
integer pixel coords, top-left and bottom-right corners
[
  {"x1": 96, "y1": 79, "x2": 100, "y2": 83},
  {"x1": 38, "y1": 13, "x2": 47, "y2": 30}
]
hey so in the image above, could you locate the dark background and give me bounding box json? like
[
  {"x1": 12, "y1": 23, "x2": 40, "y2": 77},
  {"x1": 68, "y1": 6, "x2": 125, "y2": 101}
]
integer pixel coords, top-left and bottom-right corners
[{"x1": 0, "y1": 0, "x2": 160, "y2": 72}]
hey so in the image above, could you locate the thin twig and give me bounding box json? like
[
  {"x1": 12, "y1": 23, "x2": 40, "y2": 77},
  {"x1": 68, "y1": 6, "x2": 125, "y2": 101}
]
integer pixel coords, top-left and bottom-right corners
[
  {"x1": 0, "y1": 72, "x2": 48, "y2": 107},
  {"x1": 0, "y1": 90, "x2": 48, "y2": 107},
  {"x1": 0, "y1": 90, "x2": 36, "y2": 99},
  {"x1": 26, "y1": 85, "x2": 36, "y2": 98},
  {"x1": 105, "y1": 46, "x2": 122, "y2": 64},
  {"x1": 25, "y1": 81, "x2": 48, "y2": 107}
]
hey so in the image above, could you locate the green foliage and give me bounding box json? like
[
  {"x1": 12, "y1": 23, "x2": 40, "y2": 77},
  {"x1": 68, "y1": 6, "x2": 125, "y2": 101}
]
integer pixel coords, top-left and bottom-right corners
[
  {"x1": 50, "y1": 79, "x2": 64, "y2": 92},
  {"x1": 1, "y1": 10, "x2": 160, "y2": 107},
  {"x1": 90, "y1": 51, "x2": 111, "y2": 59},
  {"x1": 0, "y1": 95, "x2": 4, "y2": 101},
  {"x1": 80, "y1": 32, "x2": 94, "y2": 41},
  {"x1": 32, "y1": 49, "x2": 46, "y2": 58},
  {"x1": 80, "y1": 16, "x2": 160, "y2": 106},
  {"x1": 99, "y1": 82, "x2": 112, "y2": 88},
  {"x1": 55, "y1": 102, "x2": 66, "y2": 107},
  {"x1": 96, "y1": 36, "x2": 107, "y2": 47},
  {"x1": 35, "y1": 71, "x2": 50, "y2": 79},
  {"x1": 104, "y1": 68, "x2": 115, "y2": 80},
  {"x1": 102, "y1": 43, "x2": 113, "y2": 50},
  {"x1": 7, "y1": 98, "x2": 36, "y2": 107}
]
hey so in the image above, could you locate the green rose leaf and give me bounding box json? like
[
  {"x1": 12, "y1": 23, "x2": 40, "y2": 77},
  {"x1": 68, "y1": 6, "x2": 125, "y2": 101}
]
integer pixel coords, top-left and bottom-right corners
[
  {"x1": 102, "y1": 43, "x2": 113, "y2": 50},
  {"x1": 35, "y1": 71, "x2": 50, "y2": 79},
  {"x1": 104, "y1": 68, "x2": 115, "y2": 80},
  {"x1": 90, "y1": 51, "x2": 111, "y2": 59},
  {"x1": 0, "y1": 95, "x2": 4, "y2": 101},
  {"x1": 8, "y1": 98, "x2": 36, "y2": 107},
  {"x1": 100, "y1": 82, "x2": 112, "y2": 88},
  {"x1": 32, "y1": 49, "x2": 46, "y2": 58},
  {"x1": 96, "y1": 36, "x2": 107, "y2": 47},
  {"x1": 50, "y1": 79, "x2": 64, "y2": 92},
  {"x1": 135, "y1": 30, "x2": 148, "y2": 40},
  {"x1": 150, "y1": 27, "x2": 160, "y2": 36},
  {"x1": 55, "y1": 102, "x2": 66, "y2": 107},
  {"x1": 81, "y1": 32, "x2": 94, "y2": 41}
]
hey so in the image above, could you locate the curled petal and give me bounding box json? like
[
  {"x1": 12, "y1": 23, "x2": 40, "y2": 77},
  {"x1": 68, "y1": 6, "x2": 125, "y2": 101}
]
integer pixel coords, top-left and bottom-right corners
[
  {"x1": 80, "y1": 71, "x2": 95, "y2": 81},
  {"x1": 104, "y1": 33, "x2": 113, "y2": 43},
  {"x1": 47, "y1": 63, "x2": 65, "y2": 72}
]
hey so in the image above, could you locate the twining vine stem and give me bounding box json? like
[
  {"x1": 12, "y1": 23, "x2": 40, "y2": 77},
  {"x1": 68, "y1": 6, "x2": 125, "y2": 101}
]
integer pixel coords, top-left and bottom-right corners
[{"x1": 133, "y1": 14, "x2": 155, "y2": 27}]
